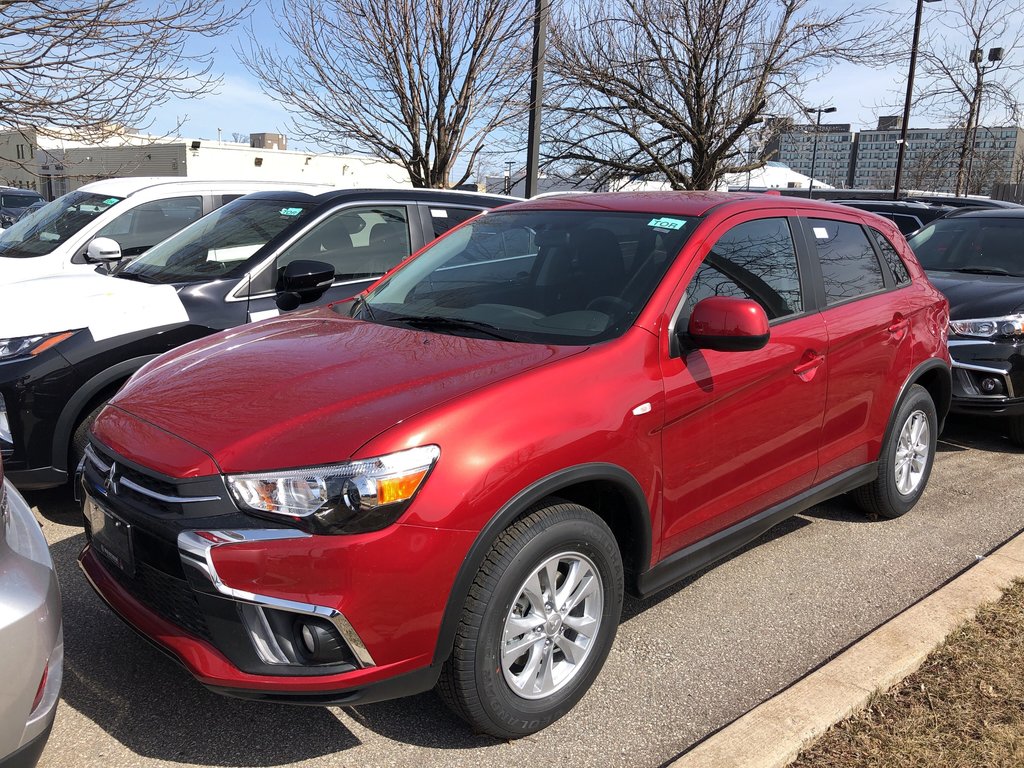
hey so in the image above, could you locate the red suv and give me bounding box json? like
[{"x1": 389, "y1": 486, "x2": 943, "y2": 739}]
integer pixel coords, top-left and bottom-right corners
[{"x1": 79, "y1": 193, "x2": 950, "y2": 738}]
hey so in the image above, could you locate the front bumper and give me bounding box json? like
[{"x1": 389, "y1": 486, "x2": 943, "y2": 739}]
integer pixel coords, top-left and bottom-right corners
[
  {"x1": 948, "y1": 338, "x2": 1024, "y2": 416},
  {"x1": 77, "y1": 441, "x2": 472, "y2": 704}
]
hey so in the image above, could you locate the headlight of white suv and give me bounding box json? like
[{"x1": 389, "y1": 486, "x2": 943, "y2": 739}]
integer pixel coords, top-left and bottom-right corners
[
  {"x1": 226, "y1": 445, "x2": 441, "y2": 534},
  {"x1": 949, "y1": 315, "x2": 1024, "y2": 339}
]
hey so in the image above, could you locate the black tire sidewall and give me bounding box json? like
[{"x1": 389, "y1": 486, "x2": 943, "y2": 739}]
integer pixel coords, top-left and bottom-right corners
[
  {"x1": 473, "y1": 510, "x2": 623, "y2": 737},
  {"x1": 879, "y1": 385, "x2": 938, "y2": 516}
]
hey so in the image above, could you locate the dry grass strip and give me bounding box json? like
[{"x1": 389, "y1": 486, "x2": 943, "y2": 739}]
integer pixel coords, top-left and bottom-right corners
[{"x1": 790, "y1": 579, "x2": 1024, "y2": 768}]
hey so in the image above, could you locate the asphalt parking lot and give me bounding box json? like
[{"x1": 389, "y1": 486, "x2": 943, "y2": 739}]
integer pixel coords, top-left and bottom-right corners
[{"x1": 27, "y1": 414, "x2": 1024, "y2": 768}]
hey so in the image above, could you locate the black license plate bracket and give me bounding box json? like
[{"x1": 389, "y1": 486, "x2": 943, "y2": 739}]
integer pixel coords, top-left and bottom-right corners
[{"x1": 85, "y1": 498, "x2": 135, "y2": 577}]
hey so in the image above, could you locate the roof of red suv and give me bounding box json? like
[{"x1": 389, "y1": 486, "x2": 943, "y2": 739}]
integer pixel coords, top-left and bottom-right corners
[{"x1": 506, "y1": 190, "x2": 856, "y2": 218}]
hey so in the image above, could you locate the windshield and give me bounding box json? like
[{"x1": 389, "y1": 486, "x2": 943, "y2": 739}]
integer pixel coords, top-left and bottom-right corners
[
  {"x1": 358, "y1": 209, "x2": 695, "y2": 345},
  {"x1": 119, "y1": 197, "x2": 314, "y2": 284},
  {"x1": 0, "y1": 191, "x2": 123, "y2": 259},
  {"x1": 908, "y1": 217, "x2": 1024, "y2": 277}
]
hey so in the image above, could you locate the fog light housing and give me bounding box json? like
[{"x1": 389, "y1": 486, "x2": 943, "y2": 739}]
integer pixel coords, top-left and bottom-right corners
[
  {"x1": 980, "y1": 377, "x2": 1002, "y2": 394},
  {"x1": 295, "y1": 617, "x2": 349, "y2": 664}
]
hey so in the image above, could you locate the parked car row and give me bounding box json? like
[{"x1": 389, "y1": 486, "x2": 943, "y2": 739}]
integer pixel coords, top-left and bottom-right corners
[{"x1": 5, "y1": 181, "x2": 1023, "y2": 759}]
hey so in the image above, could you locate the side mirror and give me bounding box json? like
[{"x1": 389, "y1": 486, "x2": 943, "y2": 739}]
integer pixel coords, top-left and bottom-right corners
[
  {"x1": 276, "y1": 259, "x2": 335, "y2": 311},
  {"x1": 85, "y1": 237, "x2": 122, "y2": 263},
  {"x1": 686, "y1": 296, "x2": 770, "y2": 352}
]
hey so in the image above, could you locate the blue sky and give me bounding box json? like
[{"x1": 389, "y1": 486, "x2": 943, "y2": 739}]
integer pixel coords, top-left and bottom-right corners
[{"x1": 146, "y1": 0, "x2": 1019, "y2": 176}]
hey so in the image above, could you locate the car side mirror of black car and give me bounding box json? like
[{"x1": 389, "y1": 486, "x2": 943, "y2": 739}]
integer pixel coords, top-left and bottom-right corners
[
  {"x1": 684, "y1": 296, "x2": 770, "y2": 352},
  {"x1": 276, "y1": 259, "x2": 335, "y2": 311}
]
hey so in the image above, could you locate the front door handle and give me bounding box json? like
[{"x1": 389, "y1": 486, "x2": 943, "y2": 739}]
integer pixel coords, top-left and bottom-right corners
[{"x1": 793, "y1": 351, "x2": 825, "y2": 380}]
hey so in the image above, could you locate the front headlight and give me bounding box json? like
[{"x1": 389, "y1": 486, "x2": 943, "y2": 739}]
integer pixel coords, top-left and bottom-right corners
[
  {"x1": 226, "y1": 445, "x2": 441, "y2": 534},
  {"x1": 0, "y1": 330, "x2": 78, "y2": 360},
  {"x1": 949, "y1": 315, "x2": 1024, "y2": 340}
]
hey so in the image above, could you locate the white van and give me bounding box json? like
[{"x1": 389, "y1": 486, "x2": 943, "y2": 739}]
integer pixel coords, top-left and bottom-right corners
[{"x1": 0, "y1": 177, "x2": 329, "y2": 284}]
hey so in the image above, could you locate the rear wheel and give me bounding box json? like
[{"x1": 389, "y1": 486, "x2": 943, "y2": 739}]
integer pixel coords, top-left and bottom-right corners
[
  {"x1": 437, "y1": 501, "x2": 623, "y2": 738},
  {"x1": 853, "y1": 384, "x2": 937, "y2": 519}
]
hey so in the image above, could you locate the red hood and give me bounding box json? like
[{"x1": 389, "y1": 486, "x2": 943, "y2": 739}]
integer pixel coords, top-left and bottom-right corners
[{"x1": 108, "y1": 308, "x2": 582, "y2": 475}]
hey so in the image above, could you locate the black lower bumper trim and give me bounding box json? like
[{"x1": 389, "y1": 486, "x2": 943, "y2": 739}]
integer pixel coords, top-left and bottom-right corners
[
  {"x1": 206, "y1": 663, "x2": 442, "y2": 707},
  {"x1": 949, "y1": 398, "x2": 1024, "y2": 417},
  {"x1": 0, "y1": 720, "x2": 54, "y2": 768},
  {"x1": 6, "y1": 466, "x2": 68, "y2": 491}
]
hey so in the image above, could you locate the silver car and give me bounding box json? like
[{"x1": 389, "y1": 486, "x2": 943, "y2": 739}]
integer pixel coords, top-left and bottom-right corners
[{"x1": 0, "y1": 461, "x2": 62, "y2": 767}]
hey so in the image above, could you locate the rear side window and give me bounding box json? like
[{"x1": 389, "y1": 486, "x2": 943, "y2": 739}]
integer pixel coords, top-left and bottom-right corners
[
  {"x1": 429, "y1": 206, "x2": 480, "y2": 238},
  {"x1": 684, "y1": 218, "x2": 803, "y2": 321},
  {"x1": 809, "y1": 219, "x2": 886, "y2": 305},
  {"x1": 869, "y1": 229, "x2": 911, "y2": 285}
]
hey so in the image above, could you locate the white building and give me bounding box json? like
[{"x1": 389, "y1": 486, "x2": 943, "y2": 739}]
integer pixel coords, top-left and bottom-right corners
[
  {"x1": 0, "y1": 129, "x2": 410, "y2": 199},
  {"x1": 613, "y1": 162, "x2": 830, "y2": 192}
]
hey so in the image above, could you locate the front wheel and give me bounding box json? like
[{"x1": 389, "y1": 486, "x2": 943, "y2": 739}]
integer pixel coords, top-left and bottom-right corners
[
  {"x1": 853, "y1": 384, "x2": 937, "y2": 519},
  {"x1": 437, "y1": 501, "x2": 623, "y2": 738}
]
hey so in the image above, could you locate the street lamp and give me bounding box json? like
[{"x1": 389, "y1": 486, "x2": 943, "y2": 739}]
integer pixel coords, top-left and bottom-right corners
[
  {"x1": 964, "y1": 46, "x2": 1004, "y2": 195},
  {"x1": 804, "y1": 106, "x2": 837, "y2": 197},
  {"x1": 504, "y1": 160, "x2": 515, "y2": 195},
  {"x1": 893, "y1": 0, "x2": 942, "y2": 200}
]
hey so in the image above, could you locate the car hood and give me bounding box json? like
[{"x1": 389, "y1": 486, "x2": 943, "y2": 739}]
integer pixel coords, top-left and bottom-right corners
[
  {"x1": 927, "y1": 271, "x2": 1024, "y2": 319},
  {"x1": 0, "y1": 272, "x2": 187, "y2": 341},
  {"x1": 110, "y1": 308, "x2": 584, "y2": 474}
]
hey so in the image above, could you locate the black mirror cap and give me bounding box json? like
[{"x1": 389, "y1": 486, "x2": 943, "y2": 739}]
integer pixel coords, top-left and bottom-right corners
[
  {"x1": 685, "y1": 296, "x2": 770, "y2": 352},
  {"x1": 278, "y1": 259, "x2": 335, "y2": 307}
]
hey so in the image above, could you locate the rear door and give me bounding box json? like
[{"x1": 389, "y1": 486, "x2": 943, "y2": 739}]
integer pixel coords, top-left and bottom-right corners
[{"x1": 795, "y1": 214, "x2": 914, "y2": 482}]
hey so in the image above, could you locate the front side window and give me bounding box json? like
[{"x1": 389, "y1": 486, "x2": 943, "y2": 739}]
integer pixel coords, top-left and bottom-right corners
[
  {"x1": 268, "y1": 205, "x2": 410, "y2": 290},
  {"x1": 682, "y1": 218, "x2": 803, "y2": 323},
  {"x1": 118, "y1": 197, "x2": 313, "y2": 284},
  {"x1": 359, "y1": 209, "x2": 695, "y2": 345},
  {"x1": 810, "y1": 218, "x2": 886, "y2": 305},
  {"x1": 95, "y1": 196, "x2": 204, "y2": 256},
  {"x1": 0, "y1": 191, "x2": 123, "y2": 259}
]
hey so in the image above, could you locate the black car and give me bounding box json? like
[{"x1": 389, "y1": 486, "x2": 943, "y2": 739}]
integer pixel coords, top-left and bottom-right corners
[
  {"x1": 833, "y1": 199, "x2": 954, "y2": 236},
  {"x1": 0, "y1": 187, "x2": 44, "y2": 228},
  {"x1": 907, "y1": 208, "x2": 1024, "y2": 443},
  {"x1": 0, "y1": 187, "x2": 512, "y2": 488}
]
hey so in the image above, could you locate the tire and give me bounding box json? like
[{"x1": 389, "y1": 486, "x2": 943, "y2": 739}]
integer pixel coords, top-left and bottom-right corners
[
  {"x1": 70, "y1": 400, "x2": 108, "y2": 474},
  {"x1": 853, "y1": 384, "x2": 937, "y2": 519},
  {"x1": 437, "y1": 501, "x2": 624, "y2": 739},
  {"x1": 1007, "y1": 415, "x2": 1024, "y2": 448}
]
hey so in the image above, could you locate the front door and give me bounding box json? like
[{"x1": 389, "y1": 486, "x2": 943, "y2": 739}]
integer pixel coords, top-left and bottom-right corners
[{"x1": 659, "y1": 214, "x2": 828, "y2": 555}]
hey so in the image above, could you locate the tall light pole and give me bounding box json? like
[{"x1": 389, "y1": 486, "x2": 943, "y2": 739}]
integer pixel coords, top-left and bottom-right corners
[
  {"x1": 524, "y1": 0, "x2": 550, "y2": 199},
  {"x1": 893, "y1": 0, "x2": 941, "y2": 200},
  {"x1": 964, "y1": 46, "x2": 1004, "y2": 195},
  {"x1": 805, "y1": 106, "x2": 837, "y2": 197}
]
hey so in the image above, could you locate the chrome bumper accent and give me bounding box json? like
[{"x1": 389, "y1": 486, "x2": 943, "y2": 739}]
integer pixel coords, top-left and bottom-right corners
[{"x1": 177, "y1": 529, "x2": 375, "y2": 668}]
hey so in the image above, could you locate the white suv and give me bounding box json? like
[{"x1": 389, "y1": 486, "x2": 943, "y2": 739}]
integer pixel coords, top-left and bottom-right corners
[{"x1": 0, "y1": 177, "x2": 330, "y2": 283}]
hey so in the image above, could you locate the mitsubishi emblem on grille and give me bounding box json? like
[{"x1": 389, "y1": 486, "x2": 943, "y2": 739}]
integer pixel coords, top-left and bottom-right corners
[{"x1": 103, "y1": 461, "x2": 119, "y2": 495}]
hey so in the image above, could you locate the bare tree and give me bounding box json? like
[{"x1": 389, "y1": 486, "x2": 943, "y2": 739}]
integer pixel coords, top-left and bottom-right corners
[
  {"x1": 545, "y1": 0, "x2": 897, "y2": 190},
  {"x1": 231, "y1": 132, "x2": 249, "y2": 144},
  {"x1": 240, "y1": 0, "x2": 533, "y2": 189},
  {"x1": 915, "y1": 0, "x2": 1024, "y2": 195},
  {"x1": 0, "y1": 0, "x2": 247, "y2": 146}
]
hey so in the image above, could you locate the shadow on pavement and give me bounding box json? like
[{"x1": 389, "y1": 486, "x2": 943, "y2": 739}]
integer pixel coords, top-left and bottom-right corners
[{"x1": 939, "y1": 415, "x2": 1019, "y2": 454}]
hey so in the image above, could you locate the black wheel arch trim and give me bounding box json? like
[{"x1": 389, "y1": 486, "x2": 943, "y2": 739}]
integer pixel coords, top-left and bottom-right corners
[
  {"x1": 50, "y1": 354, "x2": 159, "y2": 473},
  {"x1": 431, "y1": 462, "x2": 651, "y2": 667},
  {"x1": 888, "y1": 358, "x2": 951, "y2": 443}
]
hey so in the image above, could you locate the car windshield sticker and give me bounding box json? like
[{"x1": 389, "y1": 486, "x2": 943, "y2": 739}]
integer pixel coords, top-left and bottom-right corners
[
  {"x1": 813, "y1": 226, "x2": 830, "y2": 239},
  {"x1": 280, "y1": 207, "x2": 303, "y2": 216},
  {"x1": 102, "y1": 198, "x2": 120, "y2": 206},
  {"x1": 648, "y1": 217, "x2": 686, "y2": 231}
]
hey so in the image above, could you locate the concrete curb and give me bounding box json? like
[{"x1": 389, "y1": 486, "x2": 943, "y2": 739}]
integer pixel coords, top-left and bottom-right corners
[{"x1": 672, "y1": 530, "x2": 1024, "y2": 768}]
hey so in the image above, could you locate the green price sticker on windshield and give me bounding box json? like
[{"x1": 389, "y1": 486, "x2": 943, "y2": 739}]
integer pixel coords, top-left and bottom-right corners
[
  {"x1": 648, "y1": 217, "x2": 686, "y2": 231},
  {"x1": 280, "y1": 207, "x2": 303, "y2": 216},
  {"x1": 102, "y1": 198, "x2": 120, "y2": 206}
]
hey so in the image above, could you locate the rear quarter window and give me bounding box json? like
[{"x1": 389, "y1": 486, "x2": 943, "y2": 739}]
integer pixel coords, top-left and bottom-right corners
[{"x1": 869, "y1": 229, "x2": 911, "y2": 285}]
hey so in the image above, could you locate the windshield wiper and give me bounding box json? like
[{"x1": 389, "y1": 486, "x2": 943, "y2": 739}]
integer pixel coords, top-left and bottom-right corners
[
  {"x1": 349, "y1": 294, "x2": 376, "y2": 321},
  {"x1": 387, "y1": 314, "x2": 527, "y2": 342},
  {"x1": 114, "y1": 271, "x2": 162, "y2": 284},
  {"x1": 948, "y1": 266, "x2": 1014, "y2": 276}
]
